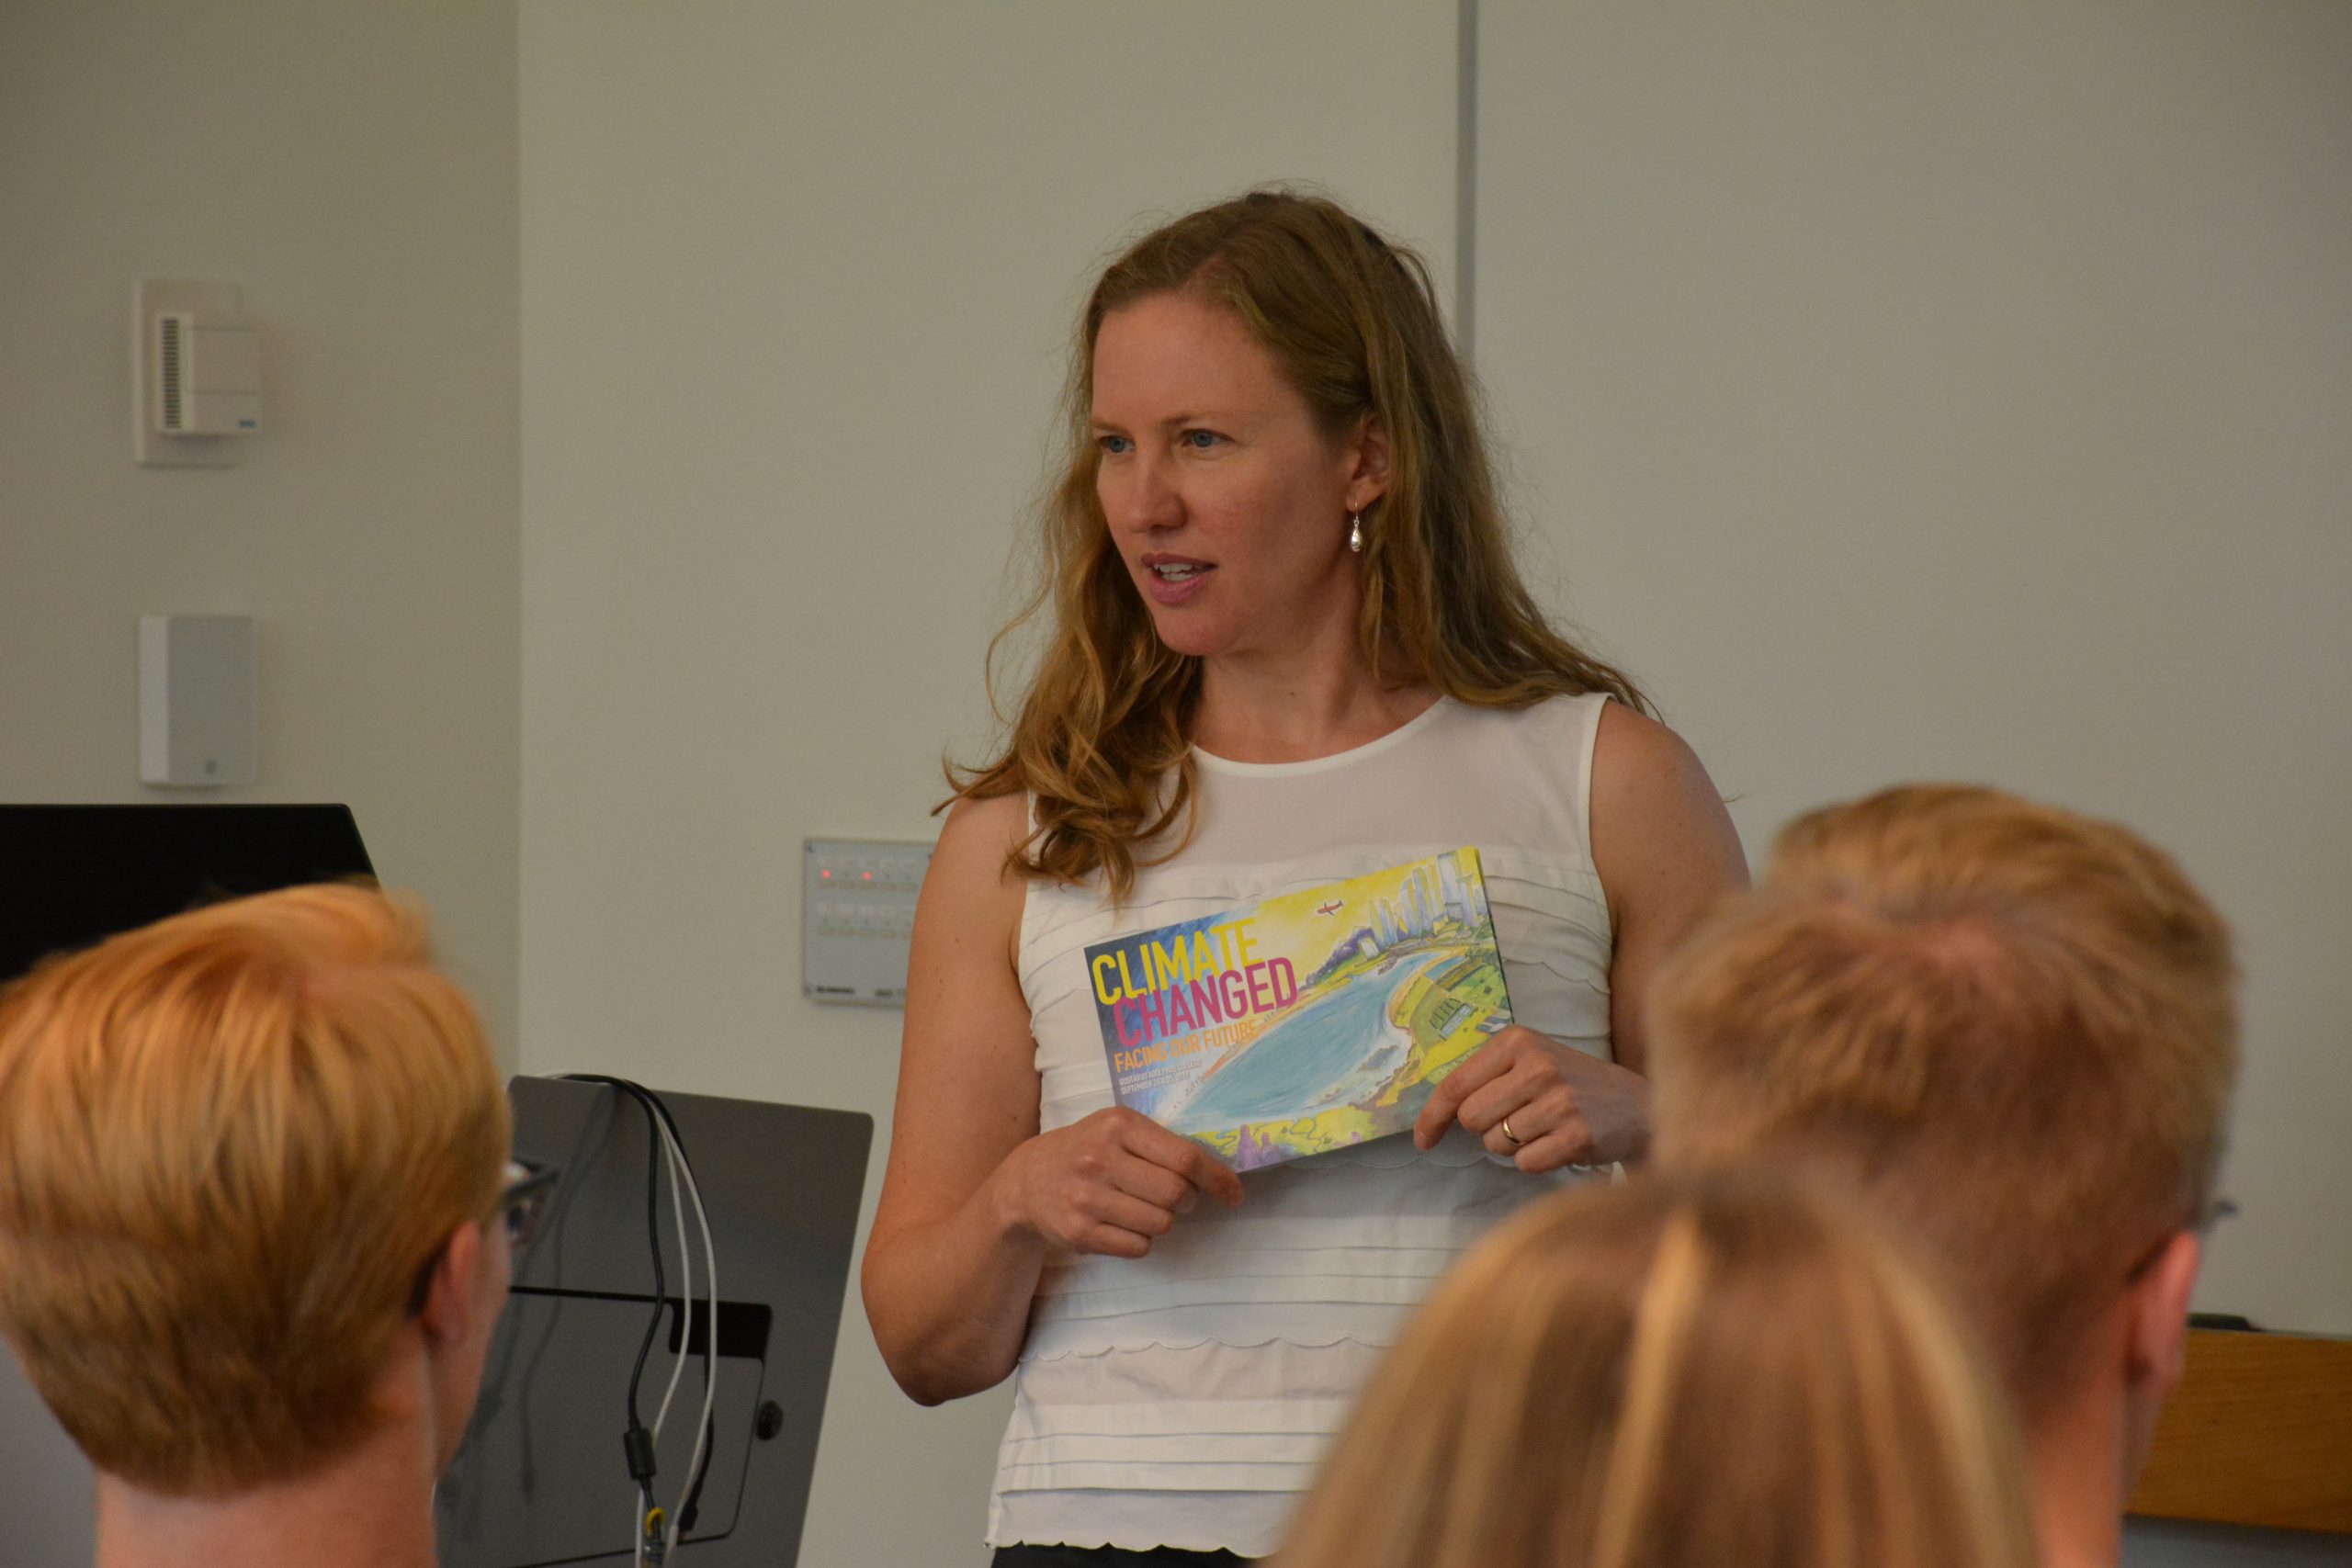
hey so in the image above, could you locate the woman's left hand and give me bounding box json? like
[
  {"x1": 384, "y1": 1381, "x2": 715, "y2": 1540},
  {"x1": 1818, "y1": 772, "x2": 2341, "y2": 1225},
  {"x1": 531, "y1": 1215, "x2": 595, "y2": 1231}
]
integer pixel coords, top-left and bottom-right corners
[{"x1": 1409, "y1": 1025, "x2": 1652, "y2": 1173}]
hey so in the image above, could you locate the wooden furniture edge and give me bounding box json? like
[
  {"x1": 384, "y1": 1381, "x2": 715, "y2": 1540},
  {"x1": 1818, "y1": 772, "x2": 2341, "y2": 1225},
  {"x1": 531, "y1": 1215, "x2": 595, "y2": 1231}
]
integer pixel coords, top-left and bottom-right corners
[{"x1": 2126, "y1": 1327, "x2": 2352, "y2": 1534}]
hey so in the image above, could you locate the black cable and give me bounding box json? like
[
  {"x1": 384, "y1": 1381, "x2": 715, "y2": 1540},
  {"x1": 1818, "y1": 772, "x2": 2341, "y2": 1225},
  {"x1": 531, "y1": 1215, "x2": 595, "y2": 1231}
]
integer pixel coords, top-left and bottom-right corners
[
  {"x1": 559, "y1": 1074, "x2": 671, "y2": 1489},
  {"x1": 561, "y1": 1075, "x2": 719, "y2": 1539}
]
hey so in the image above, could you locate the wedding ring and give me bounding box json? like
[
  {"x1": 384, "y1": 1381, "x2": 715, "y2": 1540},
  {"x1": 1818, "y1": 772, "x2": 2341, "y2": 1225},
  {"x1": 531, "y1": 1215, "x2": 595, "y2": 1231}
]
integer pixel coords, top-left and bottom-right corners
[{"x1": 1500, "y1": 1116, "x2": 1524, "y2": 1146}]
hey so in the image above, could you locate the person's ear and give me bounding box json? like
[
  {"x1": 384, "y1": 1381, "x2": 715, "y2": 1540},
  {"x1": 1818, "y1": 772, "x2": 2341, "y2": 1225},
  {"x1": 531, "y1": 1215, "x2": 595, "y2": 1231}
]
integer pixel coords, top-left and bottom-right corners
[
  {"x1": 417, "y1": 1222, "x2": 486, "y2": 1349},
  {"x1": 1345, "y1": 414, "x2": 1389, "y2": 514},
  {"x1": 2126, "y1": 1229, "x2": 2202, "y2": 1398}
]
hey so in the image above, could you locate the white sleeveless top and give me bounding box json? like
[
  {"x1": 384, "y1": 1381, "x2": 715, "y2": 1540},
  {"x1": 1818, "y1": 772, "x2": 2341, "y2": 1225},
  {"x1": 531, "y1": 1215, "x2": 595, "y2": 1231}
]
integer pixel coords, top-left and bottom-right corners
[{"x1": 991, "y1": 693, "x2": 1617, "y2": 1556}]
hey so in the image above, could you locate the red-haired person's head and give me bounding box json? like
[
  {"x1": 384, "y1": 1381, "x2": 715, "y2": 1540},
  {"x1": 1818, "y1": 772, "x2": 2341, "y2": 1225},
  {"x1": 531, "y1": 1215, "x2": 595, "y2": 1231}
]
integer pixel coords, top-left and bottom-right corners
[
  {"x1": 1651, "y1": 785, "x2": 2238, "y2": 1568},
  {"x1": 0, "y1": 884, "x2": 516, "y2": 1568}
]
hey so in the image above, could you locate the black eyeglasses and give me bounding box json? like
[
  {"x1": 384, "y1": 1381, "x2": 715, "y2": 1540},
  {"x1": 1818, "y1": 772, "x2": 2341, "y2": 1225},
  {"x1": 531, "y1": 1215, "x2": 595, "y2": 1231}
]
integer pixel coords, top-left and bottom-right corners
[
  {"x1": 404, "y1": 1156, "x2": 563, "y2": 1316},
  {"x1": 2121, "y1": 1196, "x2": 2238, "y2": 1285},
  {"x1": 495, "y1": 1156, "x2": 561, "y2": 1249}
]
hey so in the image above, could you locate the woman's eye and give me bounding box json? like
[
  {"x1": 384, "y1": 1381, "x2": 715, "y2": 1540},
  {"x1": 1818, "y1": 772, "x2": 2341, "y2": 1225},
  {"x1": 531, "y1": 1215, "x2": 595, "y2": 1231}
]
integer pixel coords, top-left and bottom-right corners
[
  {"x1": 1096, "y1": 434, "x2": 1133, "y2": 456},
  {"x1": 1180, "y1": 429, "x2": 1222, "y2": 450}
]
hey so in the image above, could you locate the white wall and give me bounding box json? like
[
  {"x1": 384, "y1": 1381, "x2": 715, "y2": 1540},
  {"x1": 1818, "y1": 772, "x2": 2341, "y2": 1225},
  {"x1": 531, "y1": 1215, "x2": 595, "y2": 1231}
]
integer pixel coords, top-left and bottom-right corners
[
  {"x1": 1470, "y1": 15, "x2": 2352, "y2": 1562},
  {"x1": 1473, "y1": 0, "x2": 2352, "y2": 1346},
  {"x1": 0, "y1": 2, "x2": 521, "y2": 1040},
  {"x1": 516, "y1": 5, "x2": 1457, "y2": 1562},
  {"x1": 0, "y1": 4, "x2": 519, "y2": 1562}
]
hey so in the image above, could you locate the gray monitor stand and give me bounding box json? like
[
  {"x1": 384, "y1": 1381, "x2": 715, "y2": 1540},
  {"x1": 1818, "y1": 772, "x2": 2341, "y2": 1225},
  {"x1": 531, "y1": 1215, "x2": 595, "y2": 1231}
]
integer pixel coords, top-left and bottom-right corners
[{"x1": 436, "y1": 1077, "x2": 872, "y2": 1568}]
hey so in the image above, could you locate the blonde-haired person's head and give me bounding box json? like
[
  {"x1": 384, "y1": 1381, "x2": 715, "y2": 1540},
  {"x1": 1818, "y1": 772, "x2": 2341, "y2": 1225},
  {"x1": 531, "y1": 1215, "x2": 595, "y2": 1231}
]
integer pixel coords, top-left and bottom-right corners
[
  {"x1": 0, "y1": 882, "x2": 510, "y2": 1497},
  {"x1": 1647, "y1": 784, "x2": 2237, "y2": 1423},
  {"x1": 1278, "y1": 1172, "x2": 2036, "y2": 1568}
]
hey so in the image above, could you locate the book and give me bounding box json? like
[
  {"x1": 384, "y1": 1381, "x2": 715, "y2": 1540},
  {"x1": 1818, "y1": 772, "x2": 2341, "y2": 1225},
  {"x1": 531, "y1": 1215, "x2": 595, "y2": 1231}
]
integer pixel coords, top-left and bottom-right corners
[{"x1": 1086, "y1": 848, "x2": 1514, "y2": 1171}]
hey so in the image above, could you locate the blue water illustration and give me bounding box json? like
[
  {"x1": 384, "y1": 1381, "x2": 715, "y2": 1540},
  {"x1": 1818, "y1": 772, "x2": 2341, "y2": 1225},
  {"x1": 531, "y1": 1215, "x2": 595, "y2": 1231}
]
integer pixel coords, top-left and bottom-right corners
[{"x1": 1168, "y1": 953, "x2": 1449, "y2": 1131}]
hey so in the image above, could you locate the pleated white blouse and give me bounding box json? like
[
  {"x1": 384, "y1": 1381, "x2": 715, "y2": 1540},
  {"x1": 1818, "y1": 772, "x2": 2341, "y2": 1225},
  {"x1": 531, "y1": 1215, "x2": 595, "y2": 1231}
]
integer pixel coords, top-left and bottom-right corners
[{"x1": 989, "y1": 693, "x2": 1618, "y2": 1556}]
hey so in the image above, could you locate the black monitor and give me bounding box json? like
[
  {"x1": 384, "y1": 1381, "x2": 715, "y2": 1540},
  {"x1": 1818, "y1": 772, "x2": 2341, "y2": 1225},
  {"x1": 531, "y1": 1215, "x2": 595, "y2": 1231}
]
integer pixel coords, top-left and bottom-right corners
[
  {"x1": 436, "y1": 1077, "x2": 872, "y2": 1568},
  {"x1": 0, "y1": 804, "x2": 375, "y2": 984}
]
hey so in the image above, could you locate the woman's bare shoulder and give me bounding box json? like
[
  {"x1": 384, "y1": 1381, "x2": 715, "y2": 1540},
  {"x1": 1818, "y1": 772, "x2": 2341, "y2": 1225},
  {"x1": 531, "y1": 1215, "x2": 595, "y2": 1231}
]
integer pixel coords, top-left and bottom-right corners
[
  {"x1": 1588, "y1": 701, "x2": 1748, "y2": 918},
  {"x1": 936, "y1": 790, "x2": 1030, "y2": 862},
  {"x1": 1591, "y1": 702, "x2": 1716, "y2": 807},
  {"x1": 923, "y1": 793, "x2": 1034, "y2": 959}
]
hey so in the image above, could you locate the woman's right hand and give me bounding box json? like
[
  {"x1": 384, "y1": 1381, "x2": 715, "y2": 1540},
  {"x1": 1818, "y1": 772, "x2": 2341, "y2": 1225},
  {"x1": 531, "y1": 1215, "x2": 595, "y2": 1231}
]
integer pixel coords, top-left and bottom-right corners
[{"x1": 992, "y1": 1107, "x2": 1244, "y2": 1258}]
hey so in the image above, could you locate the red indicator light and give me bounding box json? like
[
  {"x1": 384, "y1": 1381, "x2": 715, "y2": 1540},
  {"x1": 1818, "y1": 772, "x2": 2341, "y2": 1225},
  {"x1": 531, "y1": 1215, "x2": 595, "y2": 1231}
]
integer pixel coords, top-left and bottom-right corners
[
  {"x1": 820, "y1": 869, "x2": 831, "y2": 879},
  {"x1": 862, "y1": 872, "x2": 872, "y2": 880}
]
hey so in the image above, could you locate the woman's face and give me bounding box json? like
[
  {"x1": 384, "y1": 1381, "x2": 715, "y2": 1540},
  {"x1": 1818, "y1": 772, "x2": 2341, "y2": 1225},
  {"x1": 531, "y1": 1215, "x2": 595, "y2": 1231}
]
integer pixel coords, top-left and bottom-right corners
[{"x1": 1091, "y1": 291, "x2": 1381, "y2": 661}]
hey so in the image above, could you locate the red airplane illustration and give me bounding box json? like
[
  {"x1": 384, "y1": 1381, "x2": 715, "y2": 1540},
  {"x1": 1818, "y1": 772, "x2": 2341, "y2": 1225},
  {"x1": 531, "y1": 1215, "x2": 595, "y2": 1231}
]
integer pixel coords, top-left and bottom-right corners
[{"x1": 1317, "y1": 900, "x2": 1343, "y2": 916}]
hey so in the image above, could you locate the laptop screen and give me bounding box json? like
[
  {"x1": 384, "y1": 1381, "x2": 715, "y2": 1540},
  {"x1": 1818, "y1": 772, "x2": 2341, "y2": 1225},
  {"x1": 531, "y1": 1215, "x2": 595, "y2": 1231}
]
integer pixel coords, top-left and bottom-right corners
[{"x1": 0, "y1": 804, "x2": 374, "y2": 984}]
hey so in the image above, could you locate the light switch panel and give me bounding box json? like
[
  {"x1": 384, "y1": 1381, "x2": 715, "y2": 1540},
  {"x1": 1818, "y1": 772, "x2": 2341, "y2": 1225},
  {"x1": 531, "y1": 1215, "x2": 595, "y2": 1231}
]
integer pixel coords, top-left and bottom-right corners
[{"x1": 802, "y1": 838, "x2": 932, "y2": 1006}]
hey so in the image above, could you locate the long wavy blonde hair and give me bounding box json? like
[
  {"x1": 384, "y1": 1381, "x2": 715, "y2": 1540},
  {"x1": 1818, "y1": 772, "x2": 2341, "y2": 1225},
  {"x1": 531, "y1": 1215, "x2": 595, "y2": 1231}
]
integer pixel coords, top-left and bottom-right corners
[
  {"x1": 952, "y1": 188, "x2": 1646, "y2": 898},
  {"x1": 1276, "y1": 1172, "x2": 2038, "y2": 1568}
]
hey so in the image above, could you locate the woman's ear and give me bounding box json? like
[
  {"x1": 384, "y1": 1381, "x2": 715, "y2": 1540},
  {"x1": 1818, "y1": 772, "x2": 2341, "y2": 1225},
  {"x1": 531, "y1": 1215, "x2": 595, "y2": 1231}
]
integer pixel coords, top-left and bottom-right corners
[
  {"x1": 416, "y1": 1222, "x2": 486, "y2": 1348},
  {"x1": 1346, "y1": 414, "x2": 1390, "y2": 514}
]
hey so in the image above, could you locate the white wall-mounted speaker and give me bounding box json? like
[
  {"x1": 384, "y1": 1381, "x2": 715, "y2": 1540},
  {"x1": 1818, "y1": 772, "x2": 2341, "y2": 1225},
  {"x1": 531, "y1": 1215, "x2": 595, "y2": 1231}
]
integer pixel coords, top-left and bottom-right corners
[{"x1": 139, "y1": 615, "x2": 257, "y2": 787}]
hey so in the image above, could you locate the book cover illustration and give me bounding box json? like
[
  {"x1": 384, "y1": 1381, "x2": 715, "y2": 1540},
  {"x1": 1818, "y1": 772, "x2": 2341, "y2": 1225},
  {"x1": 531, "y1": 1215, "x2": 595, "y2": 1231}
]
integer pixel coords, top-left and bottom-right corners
[{"x1": 1086, "y1": 848, "x2": 1513, "y2": 1172}]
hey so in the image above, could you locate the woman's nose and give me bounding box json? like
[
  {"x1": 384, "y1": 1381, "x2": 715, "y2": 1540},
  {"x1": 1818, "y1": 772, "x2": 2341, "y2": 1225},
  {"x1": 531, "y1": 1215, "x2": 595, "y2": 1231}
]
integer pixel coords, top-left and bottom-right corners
[{"x1": 1109, "y1": 453, "x2": 1182, "y2": 534}]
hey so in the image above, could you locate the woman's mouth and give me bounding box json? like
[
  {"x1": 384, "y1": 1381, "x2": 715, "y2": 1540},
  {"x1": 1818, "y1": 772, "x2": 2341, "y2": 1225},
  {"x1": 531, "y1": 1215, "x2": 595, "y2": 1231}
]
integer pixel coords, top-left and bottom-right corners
[{"x1": 1140, "y1": 556, "x2": 1214, "y2": 605}]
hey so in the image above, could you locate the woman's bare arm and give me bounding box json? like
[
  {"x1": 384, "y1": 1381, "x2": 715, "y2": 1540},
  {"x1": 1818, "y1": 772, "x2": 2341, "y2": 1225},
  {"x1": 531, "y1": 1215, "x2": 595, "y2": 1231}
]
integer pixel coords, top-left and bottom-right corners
[
  {"x1": 1587, "y1": 701, "x2": 1750, "y2": 1075},
  {"x1": 860, "y1": 794, "x2": 1241, "y2": 1405},
  {"x1": 1415, "y1": 701, "x2": 1747, "y2": 1169},
  {"x1": 859, "y1": 795, "x2": 1049, "y2": 1404}
]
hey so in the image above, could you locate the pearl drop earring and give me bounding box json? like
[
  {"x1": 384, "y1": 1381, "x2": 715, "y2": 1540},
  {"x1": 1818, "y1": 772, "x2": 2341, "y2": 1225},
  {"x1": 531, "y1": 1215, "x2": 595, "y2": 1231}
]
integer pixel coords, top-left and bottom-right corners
[{"x1": 1348, "y1": 513, "x2": 1364, "y2": 554}]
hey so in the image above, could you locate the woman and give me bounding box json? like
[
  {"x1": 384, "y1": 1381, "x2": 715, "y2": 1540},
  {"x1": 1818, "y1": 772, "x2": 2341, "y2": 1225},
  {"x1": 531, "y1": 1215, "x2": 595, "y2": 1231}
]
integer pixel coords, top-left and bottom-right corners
[
  {"x1": 1276, "y1": 1171, "x2": 2039, "y2": 1568},
  {"x1": 862, "y1": 189, "x2": 1748, "y2": 1563}
]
